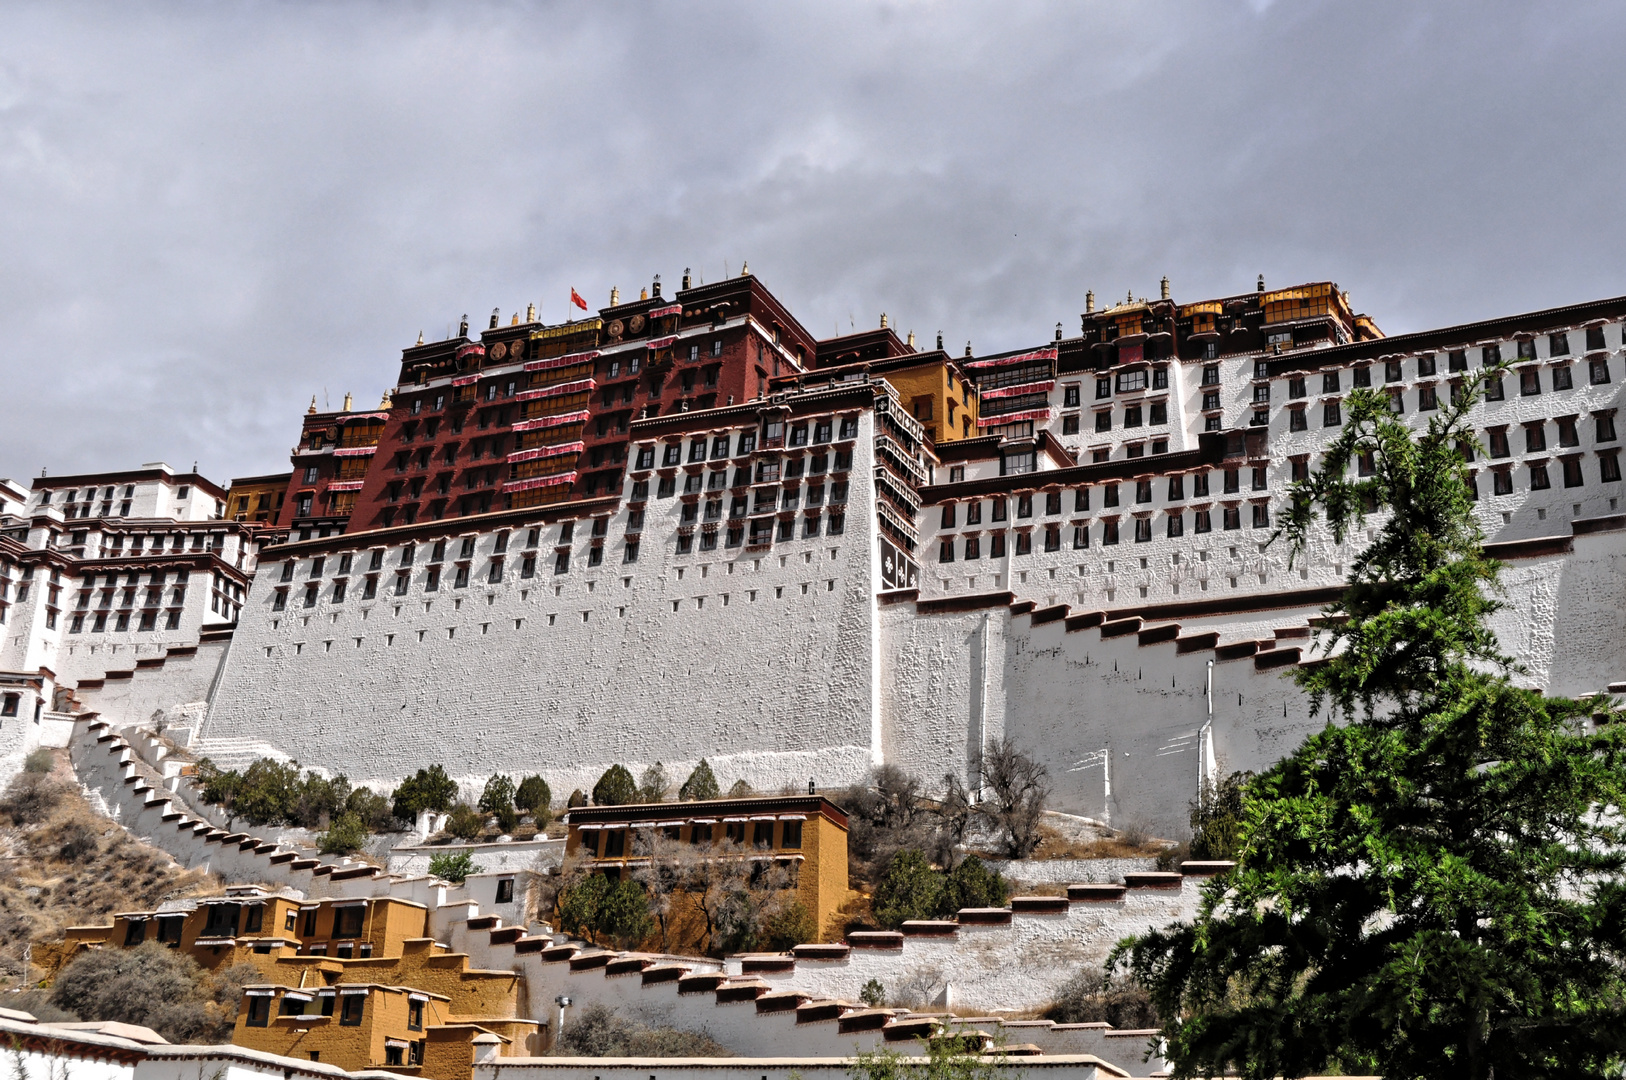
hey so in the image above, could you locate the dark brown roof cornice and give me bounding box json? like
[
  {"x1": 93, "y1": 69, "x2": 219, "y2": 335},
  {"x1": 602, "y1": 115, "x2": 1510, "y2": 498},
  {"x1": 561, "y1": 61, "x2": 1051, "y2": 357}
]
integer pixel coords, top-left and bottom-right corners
[
  {"x1": 920, "y1": 431, "x2": 1228, "y2": 502},
  {"x1": 1268, "y1": 293, "x2": 1626, "y2": 376}
]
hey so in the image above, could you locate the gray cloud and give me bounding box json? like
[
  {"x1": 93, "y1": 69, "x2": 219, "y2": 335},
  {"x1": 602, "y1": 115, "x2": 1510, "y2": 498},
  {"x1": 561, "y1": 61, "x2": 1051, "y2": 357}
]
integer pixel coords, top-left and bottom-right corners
[{"x1": 2, "y1": 0, "x2": 1623, "y2": 483}]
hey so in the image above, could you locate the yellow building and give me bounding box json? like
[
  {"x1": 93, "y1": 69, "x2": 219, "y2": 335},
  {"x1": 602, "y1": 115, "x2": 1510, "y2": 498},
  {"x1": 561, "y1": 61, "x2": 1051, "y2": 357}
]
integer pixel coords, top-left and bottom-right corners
[
  {"x1": 41, "y1": 887, "x2": 536, "y2": 1080},
  {"x1": 235, "y1": 981, "x2": 536, "y2": 1074},
  {"x1": 563, "y1": 794, "x2": 850, "y2": 943},
  {"x1": 224, "y1": 472, "x2": 290, "y2": 524},
  {"x1": 803, "y1": 329, "x2": 982, "y2": 445}
]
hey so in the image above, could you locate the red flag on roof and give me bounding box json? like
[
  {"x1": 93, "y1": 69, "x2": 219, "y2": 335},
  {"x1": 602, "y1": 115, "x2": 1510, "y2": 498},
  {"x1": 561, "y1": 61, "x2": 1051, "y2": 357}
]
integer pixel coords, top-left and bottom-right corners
[{"x1": 570, "y1": 288, "x2": 589, "y2": 311}]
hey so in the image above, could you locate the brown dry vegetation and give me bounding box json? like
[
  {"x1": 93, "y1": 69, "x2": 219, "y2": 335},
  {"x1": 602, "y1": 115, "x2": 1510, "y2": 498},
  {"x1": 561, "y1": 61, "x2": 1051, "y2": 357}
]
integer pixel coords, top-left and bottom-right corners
[{"x1": 0, "y1": 748, "x2": 220, "y2": 989}]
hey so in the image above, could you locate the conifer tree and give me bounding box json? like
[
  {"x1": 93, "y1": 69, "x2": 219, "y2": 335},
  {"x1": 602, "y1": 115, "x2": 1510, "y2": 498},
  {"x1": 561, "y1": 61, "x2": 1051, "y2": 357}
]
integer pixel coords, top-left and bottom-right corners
[
  {"x1": 1117, "y1": 372, "x2": 1626, "y2": 1078},
  {"x1": 592, "y1": 764, "x2": 637, "y2": 806},
  {"x1": 678, "y1": 759, "x2": 721, "y2": 801}
]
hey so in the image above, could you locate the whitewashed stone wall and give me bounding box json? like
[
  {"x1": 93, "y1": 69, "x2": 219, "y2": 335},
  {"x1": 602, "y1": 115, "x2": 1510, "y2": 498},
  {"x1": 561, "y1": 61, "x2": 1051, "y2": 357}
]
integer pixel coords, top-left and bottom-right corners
[
  {"x1": 200, "y1": 413, "x2": 883, "y2": 797},
  {"x1": 746, "y1": 887, "x2": 1206, "y2": 1014}
]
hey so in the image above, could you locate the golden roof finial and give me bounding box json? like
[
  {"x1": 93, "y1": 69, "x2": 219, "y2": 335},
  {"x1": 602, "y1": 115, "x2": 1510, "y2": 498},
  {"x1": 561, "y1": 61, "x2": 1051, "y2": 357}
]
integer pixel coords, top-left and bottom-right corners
[
  {"x1": 342, "y1": 392, "x2": 353, "y2": 411},
  {"x1": 416, "y1": 330, "x2": 424, "y2": 346},
  {"x1": 740, "y1": 261, "x2": 750, "y2": 277},
  {"x1": 307, "y1": 396, "x2": 317, "y2": 414},
  {"x1": 380, "y1": 390, "x2": 393, "y2": 409}
]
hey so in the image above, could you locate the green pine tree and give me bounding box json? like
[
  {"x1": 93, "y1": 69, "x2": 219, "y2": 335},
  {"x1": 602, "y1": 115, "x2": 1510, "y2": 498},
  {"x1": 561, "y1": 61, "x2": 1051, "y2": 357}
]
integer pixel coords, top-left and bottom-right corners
[
  {"x1": 1116, "y1": 369, "x2": 1626, "y2": 1079},
  {"x1": 592, "y1": 764, "x2": 637, "y2": 806},
  {"x1": 678, "y1": 759, "x2": 721, "y2": 801}
]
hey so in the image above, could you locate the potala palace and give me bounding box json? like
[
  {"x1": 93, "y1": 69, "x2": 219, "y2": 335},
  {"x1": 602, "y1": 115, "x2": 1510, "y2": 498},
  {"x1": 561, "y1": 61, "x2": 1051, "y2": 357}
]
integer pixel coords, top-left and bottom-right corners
[{"x1": 4, "y1": 271, "x2": 1624, "y2": 833}]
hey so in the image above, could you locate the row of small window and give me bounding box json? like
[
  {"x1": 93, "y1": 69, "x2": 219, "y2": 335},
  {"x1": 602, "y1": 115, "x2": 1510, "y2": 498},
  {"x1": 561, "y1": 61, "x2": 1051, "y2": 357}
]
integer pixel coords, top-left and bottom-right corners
[
  {"x1": 582, "y1": 818, "x2": 803, "y2": 856},
  {"x1": 1058, "y1": 368, "x2": 1172, "y2": 408},
  {"x1": 77, "y1": 586, "x2": 186, "y2": 610},
  {"x1": 89, "y1": 532, "x2": 226, "y2": 556},
  {"x1": 1475, "y1": 454, "x2": 1623, "y2": 493},
  {"x1": 68, "y1": 609, "x2": 184, "y2": 633},
  {"x1": 37, "y1": 483, "x2": 140, "y2": 506},
  {"x1": 938, "y1": 508, "x2": 1277, "y2": 560},
  {"x1": 1478, "y1": 415, "x2": 1619, "y2": 458},
  {"x1": 276, "y1": 530, "x2": 543, "y2": 584},
  {"x1": 56, "y1": 501, "x2": 135, "y2": 519},
  {"x1": 1068, "y1": 401, "x2": 1171, "y2": 433},
  {"x1": 675, "y1": 513, "x2": 846, "y2": 554},
  {"x1": 666, "y1": 485, "x2": 850, "y2": 523},
  {"x1": 634, "y1": 458, "x2": 852, "y2": 496},
  {"x1": 243, "y1": 991, "x2": 389, "y2": 1030},
  {"x1": 939, "y1": 470, "x2": 1272, "y2": 529},
  {"x1": 1277, "y1": 358, "x2": 1613, "y2": 406},
  {"x1": 635, "y1": 418, "x2": 861, "y2": 469}
]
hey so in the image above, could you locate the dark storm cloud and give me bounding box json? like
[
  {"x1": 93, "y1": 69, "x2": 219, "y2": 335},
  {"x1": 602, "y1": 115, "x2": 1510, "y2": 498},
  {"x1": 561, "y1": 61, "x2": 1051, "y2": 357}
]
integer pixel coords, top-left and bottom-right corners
[{"x1": 2, "y1": 0, "x2": 1623, "y2": 484}]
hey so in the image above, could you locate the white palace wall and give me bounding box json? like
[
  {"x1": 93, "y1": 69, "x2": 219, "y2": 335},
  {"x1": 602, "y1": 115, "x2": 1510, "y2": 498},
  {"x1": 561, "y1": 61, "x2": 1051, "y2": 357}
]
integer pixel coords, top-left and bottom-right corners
[{"x1": 201, "y1": 415, "x2": 884, "y2": 797}]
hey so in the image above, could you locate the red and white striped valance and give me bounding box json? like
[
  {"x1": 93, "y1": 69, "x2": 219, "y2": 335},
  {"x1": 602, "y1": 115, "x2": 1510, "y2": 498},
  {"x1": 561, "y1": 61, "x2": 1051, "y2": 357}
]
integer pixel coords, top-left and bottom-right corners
[
  {"x1": 451, "y1": 375, "x2": 479, "y2": 387},
  {"x1": 455, "y1": 344, "x2": 485, "y2": 360},
  {"x1": 517, "y1": 379, "x2": 594, "y2": 401},
  {"x1": 525, "y1": 350, "x2": 599, "y2": 373},
  {"x1": 333, "y1": 446, "x2": 377, "y2": 457},
  {"x1": 646, "y1": 335, "x2": 678, "y2": 350},
  {"x1": 503, "y1": 473, "x2": 576, "y2": 493},
  {"x1": 512, "y1": 411, "x2": 589, "y2": 432},
  {"x1": 326, "y1": 481, "x2": 365, "y2": 493},
  {"x1": 345, "y1": 412, "x2": 390, "y2": 421},
  {"x1": 507, "y1": 442, "x2": 584, "y2": 463},
  {"x1": 980, "y1": 380, "x2": 1056, "y2": 401},
  {"x1": 648, "y1": 304, "x2": 682, "y2": 318},
  {"x1": 965, "y1": 346, "x2": 1057, "y2": 370},
  {"x1": 977, "y1": 407, "x2": 1055, "y2": 427}
]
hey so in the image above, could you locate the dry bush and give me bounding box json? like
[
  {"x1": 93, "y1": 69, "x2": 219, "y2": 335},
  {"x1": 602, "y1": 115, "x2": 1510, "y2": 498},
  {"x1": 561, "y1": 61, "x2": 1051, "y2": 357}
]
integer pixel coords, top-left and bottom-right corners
[
  {"x1": 555, "y1": 1003, "x2": 728, "y2": 1057},
  {"x1": 49, "y1": 940, "x2": 248, "y2": 1042},
  {"x1": 0, "y1": 769, "x2": 217, "y2": 988},
  {"x1": 1045, "y1": 968, "x2": 1160, "y2": 1029}
]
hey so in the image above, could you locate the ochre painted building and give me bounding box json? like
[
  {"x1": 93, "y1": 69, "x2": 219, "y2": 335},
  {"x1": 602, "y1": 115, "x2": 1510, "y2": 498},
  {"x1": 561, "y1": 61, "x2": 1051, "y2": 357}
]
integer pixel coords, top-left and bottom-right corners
[
  {"x1": 41, "y1": 887, "x2": 536, "y2": 1079},
  {"x1": 563, "y1": 794, "x2": 850, "y2": 944}
]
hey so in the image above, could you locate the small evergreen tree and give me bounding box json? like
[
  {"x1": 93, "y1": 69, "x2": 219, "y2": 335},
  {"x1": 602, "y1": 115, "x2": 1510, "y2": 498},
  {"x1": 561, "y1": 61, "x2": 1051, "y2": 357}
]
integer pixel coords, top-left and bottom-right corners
[
  {"x1": 1186, "y1": 769, "x2": 1252, "y2": 861},
  {"x1": 726, "y1": 778, "x2": 754, "y2": 797},
  {"x1": 346, "y1": 786, "x2": 397, "y2": 832},
  {"x1": 592, "y1": 764, "x2": 637, "y2": 806},
  {"x1": 232, "y1": 757, "x2": 302, "y2": 825},
  {"x1": 859, "y1": 978, "x2": 886, "y2": 1007},
  {"x1": 445, "y1": 802, "x2": 486, "y2": 840},
  {"x1": 566, "y1": 788, "x2": 588, "y2": 808},
  {"x1": 637, "y1": 762, "x2": 671, "y2": 802},
  {"x1": 872, "y1": 850, "x2": 944, "y2": 929},
  {"x1": 514, "y1": 775, "x2": 552, "y2": 820},
  {"x1": 478, "y1": 775, "x2": 518, "y2": 832},
  {"x1": 761, "y1": 901, "x2": 816, "y2": 951},
  {"x1": 940, "y1": 854, "x2": 1009, "y2": 915},
  {"x1": 1117, "y1": 371, "x2": 1626, "y2": 1079},
  {"x1": 317, "y1": 812, "x2": 369, "y2": 855},
  {"x1": 678, "y1": 759, "x2": 721, "y2": 801},
  {"x1": 391, "y1": 764, "x2": 458, "y2": 824}
]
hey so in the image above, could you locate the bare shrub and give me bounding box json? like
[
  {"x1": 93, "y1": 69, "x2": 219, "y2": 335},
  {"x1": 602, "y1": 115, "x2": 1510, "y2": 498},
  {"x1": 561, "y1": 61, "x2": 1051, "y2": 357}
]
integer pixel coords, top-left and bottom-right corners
[
  {"x1": 1045, "y1": 968, "x2": 1159, "y2": 1029},
  {"x1": 973, "y1": 738, "x2": 1050, "y2": 858},
  {"x1": 555, "y1": 1003, "x2": 728, "y2": 1057},
  {"x1": 49, "y1": 940, "x2": 245, "y2": 1042},
  {"x1": 1, "y1": 772, "x2": 63, "y2": 825}
]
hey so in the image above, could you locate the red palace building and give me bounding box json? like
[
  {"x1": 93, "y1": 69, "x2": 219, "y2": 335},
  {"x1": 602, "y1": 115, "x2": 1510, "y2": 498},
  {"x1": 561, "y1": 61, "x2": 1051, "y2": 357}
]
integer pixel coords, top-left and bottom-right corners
[{"x1": 273, "y1": 271, "x2": 817, "y2": 538}]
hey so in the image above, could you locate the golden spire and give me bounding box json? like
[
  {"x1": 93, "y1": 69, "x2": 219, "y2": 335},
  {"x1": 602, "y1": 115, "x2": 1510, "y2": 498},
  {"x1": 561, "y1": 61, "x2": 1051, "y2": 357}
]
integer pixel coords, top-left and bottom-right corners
[
  {"x1": 342, "y1": 391, "x2": 352, "y2": 411},
  {"x1": 416, "y1": 330, "x2": 424, "y2": 345},
  {"x1": 307, "y1": 396, "x2": 317, "y2": 414}
]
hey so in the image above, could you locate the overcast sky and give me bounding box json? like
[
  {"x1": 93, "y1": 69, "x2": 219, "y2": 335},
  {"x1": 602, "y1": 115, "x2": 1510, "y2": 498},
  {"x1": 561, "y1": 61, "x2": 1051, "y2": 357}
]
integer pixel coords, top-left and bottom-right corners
[{"x1": 3, "y1": 0, "x2": 1623, "y2": 486}]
